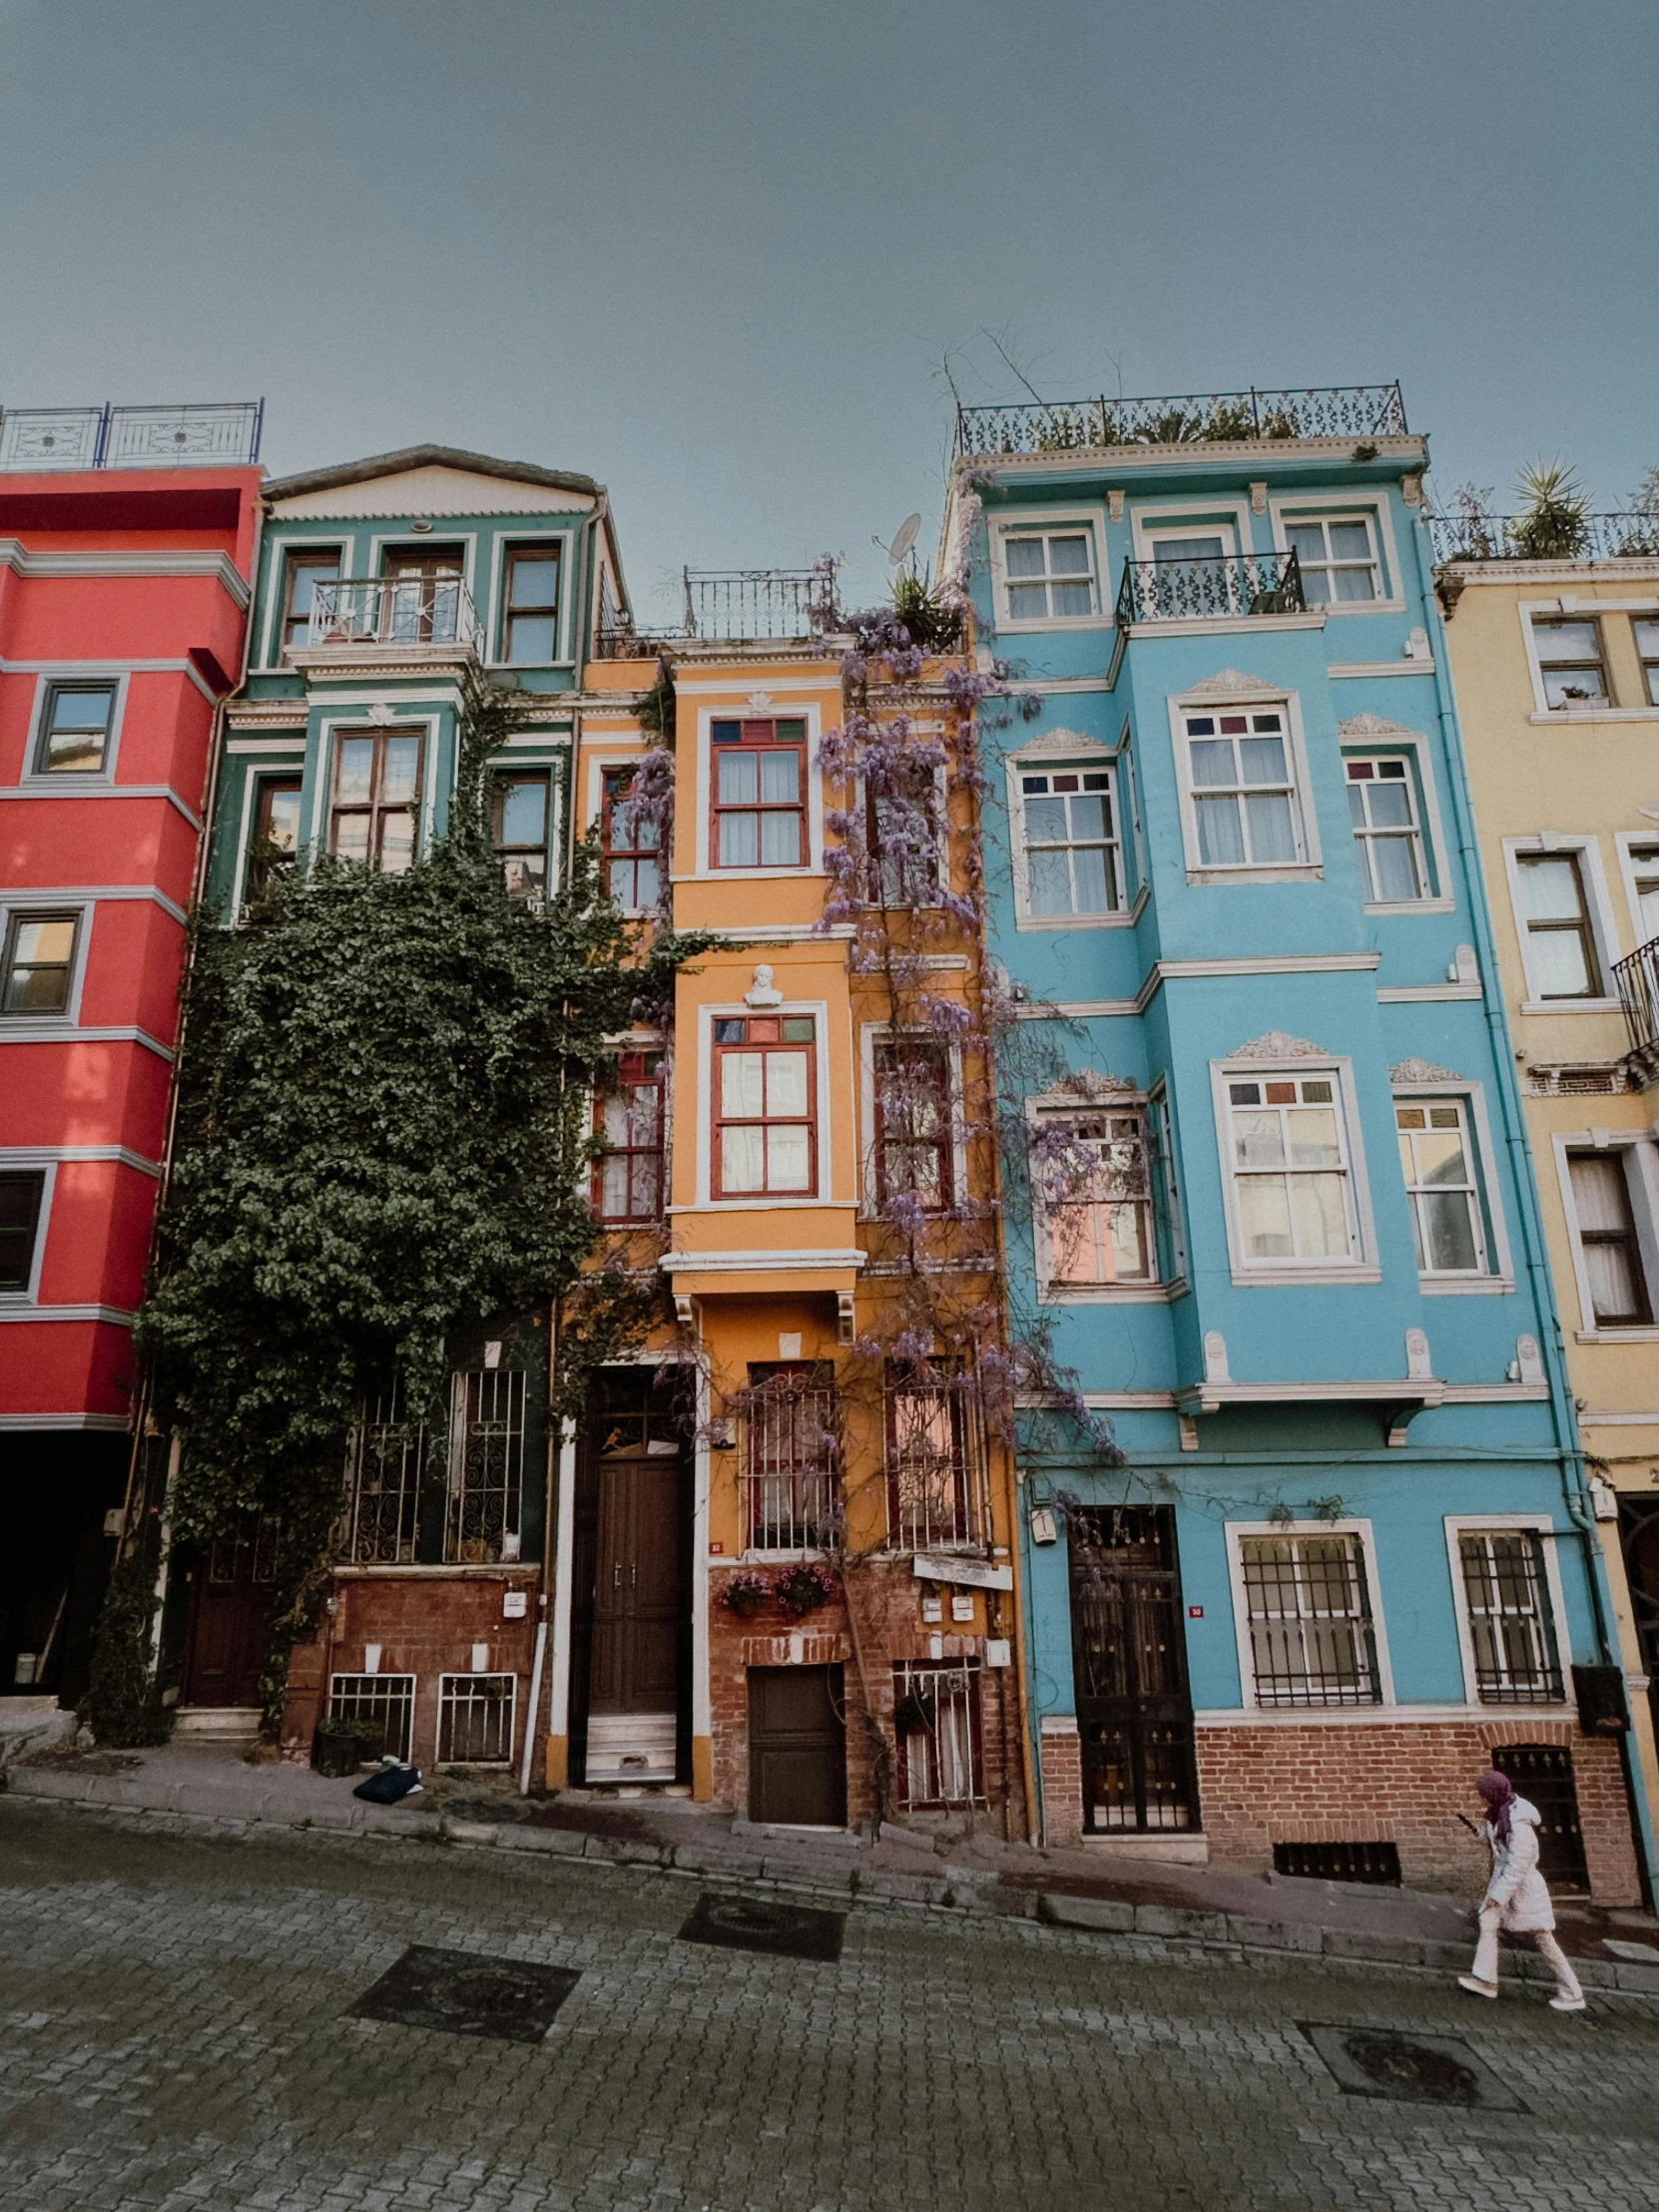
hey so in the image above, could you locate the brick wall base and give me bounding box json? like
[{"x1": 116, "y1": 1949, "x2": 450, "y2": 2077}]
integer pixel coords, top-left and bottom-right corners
[{"x1": 1038, "y1": 1719, "x2": 1084, "y2": 1848}]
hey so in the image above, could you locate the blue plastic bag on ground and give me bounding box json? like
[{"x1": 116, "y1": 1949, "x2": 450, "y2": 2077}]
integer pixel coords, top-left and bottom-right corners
[{"x1": 352, "y1": 1760, "x2": 423, "y2": 1804}]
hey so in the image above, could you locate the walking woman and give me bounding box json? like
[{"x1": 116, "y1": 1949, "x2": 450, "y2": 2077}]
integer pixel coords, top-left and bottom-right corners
[{"x1": 1458, "y1": 1766, "x2": 1586, "y2": 2011}]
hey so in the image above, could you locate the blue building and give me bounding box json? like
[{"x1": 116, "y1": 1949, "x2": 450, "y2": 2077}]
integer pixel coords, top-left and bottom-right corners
[{"x1": 944, "y1": 384, "x2": 1649, "y2": 1900}]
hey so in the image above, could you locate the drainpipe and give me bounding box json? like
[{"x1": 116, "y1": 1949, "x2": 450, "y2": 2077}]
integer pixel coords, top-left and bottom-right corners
[
  {"x1": 1408, "y1": 508, "x2": 1659, "y2": 1900},
  {"x1": 1011, "y1": 1464, "x2": 1044, "y2": 1846}
]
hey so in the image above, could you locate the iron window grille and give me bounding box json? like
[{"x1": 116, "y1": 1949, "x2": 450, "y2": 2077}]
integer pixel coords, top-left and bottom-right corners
[
  {"x1": 446, "y1": 1369, "x2": 527, "y2": 1564},
  {"x1": 1568, "y1": 1152, "x2": 1653, "y2": 1326},
  {"x1": 1395, "y1": 1100, "x2": 1487, "y2": 1276},
  {"x1": 1, "y1": 911, "x2": 79, "y2": 1016},
  {"x1": 893, "y1": 1661, "x2": 984, "y2": 1807},
  {"x1": 501, "y1": 546, "x2": 561, "y2": 665},
  {"x1": 493, "y1": 772, "x2": 550, "y2": 903},
  {"x1": 1457, "y1": 1531, "x2": 1564, "y2": 1703},
  {"x1": 0, "y1": 1170, "x2": 46, "y2": 1293},
  {"x1": 208, "y1": 1518, "x2": 276, "y2": 1586},
  {"x1": 593, "y1": 1052, "x2": 665, "y2": 1223},
  {"x1": 1283, "y1": 516, "x2": 1382, "y2": 604},
  {"x1": 1273, "y1": 1841, "x2": 1400, "y2": 1886},
  {"x1": 329, "y1": 729, "x2": 424, "y2": 872},
  {"x1": 1018, "y1": 765, "x2": 1121, "y2": 917},
  {"x1": 1531, "y1": 617, "x2": 1609, "y2": 710},
  {"x1": 1514, "y1": 852, "x2": 1603, "y2": 998},
  {"x1": 280, "y1": 552, "x2": 342, "y2": 660},
  {"x1": 601, "y1": 766, "x2": 662, "y2": 910},
  {"x1": 712, "y1": 1013, "x2": 817, "y2": 1199},
  {"x1": 1226, "y1": 1074, "x2": 1357, "y2": 1267},
  {"x1": 34, "y1": 682, "x2": 116, "y2": 775},
  {"x1": 327, "y1": 1672, "x2": 416, "y2": 1763},
  {"x1": 1000, "y1": 529, "x2": 1099, "y2": 621},
  {"x1": 884, "y1": 1371, "x2": 989, "y2": 1551},
  {"x1": 1240, "y1": 1533, "x2": 1382, "y2": 1707},
  {"x1": 872, "y1": 1039, "x2": 954, "y2": 1216},
  {"x1": 711, "y1": 717, "x2": 808, "y2": 868},
  {"x1": 865, "y1": 759, "x2": 940, "y2": 907},
  {"x1": 1346, "y1": 757, "x2": 1427, "y2": 902},
  {"x1": 436, "y1": 1673, "x2": 517, "y2": 1763},
  {"x1": 1040, "y1": 1109, "x2": 1157, "y2": 1287},
  {"x1": 740, "y1": 1365, "x2": 838, "y2": 1552},
  {"x1": 344, "y1": 1379, "x2": 427, "y2": 1566}
]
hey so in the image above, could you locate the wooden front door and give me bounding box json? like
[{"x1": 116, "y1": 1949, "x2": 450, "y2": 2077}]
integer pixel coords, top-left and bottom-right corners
[
  {"x1": 182, "y1": 1523, "x2": 276, "y2": 1707},
  {"x1": 588, "y1": 1456, "x2": 682, "y2": 1718},
  {"x1": 748, "y1": 1665, "x2": 846, "y2": 1827},
  {"x1": 1069, "y1": 1504, "x2": 1200, "y2": 1835}
]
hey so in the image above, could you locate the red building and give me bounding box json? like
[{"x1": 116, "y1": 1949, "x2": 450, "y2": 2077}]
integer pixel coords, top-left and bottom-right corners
[{"x1": 0, "y1": 402, "x2": 263, "y2": 1714}]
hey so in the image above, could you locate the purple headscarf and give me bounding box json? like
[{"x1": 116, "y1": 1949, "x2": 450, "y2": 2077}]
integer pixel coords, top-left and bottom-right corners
[{"x1": 1477, "y1": 1767, "x2": 1514, "y2": 1846}]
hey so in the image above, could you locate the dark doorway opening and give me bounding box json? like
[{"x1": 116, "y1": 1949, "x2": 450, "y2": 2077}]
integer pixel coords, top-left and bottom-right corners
[
  {"x1": 1068, "y1": 1503, "x2": 1200, "y2": 1835},
  {"x1": 181, "y1": 1519, "x2": 276, "y2": 1708},
  {"x1": 0, "y1": 1432, "x2": 127, "y2": 1706},
  {"x1": 1491, "y1": 1742, "x2": 1589, "y2": 1891}
]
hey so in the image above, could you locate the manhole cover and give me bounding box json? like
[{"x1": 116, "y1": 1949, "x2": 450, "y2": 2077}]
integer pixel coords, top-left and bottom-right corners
[
  {"x1": 678, "y1": 1891, "x2": 845, "y2": 1961},
  {"x1": 349, "y1": 1944, "x2": 581, "y2": 2043},
  {"x1": 1299, "y1": 2022, "x2": 1527, "y2": 2111}
]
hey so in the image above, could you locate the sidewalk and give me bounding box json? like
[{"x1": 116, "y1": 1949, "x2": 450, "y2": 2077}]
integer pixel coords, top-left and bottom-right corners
[{"x1": 8, "y1": 1738, "x2": 1659, "y2": 1996}]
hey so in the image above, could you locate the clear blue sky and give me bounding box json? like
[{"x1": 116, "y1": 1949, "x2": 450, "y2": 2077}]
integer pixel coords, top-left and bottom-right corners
[{"x1": 1, "y1": 0, "x2": 1652, "y2": 617}]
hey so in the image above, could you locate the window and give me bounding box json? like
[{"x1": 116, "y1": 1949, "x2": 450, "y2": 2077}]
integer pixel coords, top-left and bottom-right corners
[
  {"x1": 1346, "y1": 757, "x2": 1426, "y2": 902},
  {"x1": 884, "y1": 1369, "x2": 986, "y2": 1548},
  {"x1": 1225, "y1": 1074, "x2": 1356, "y2": 1266},
  {"x1": 713, "y1": 1013, "x2": 816, "y2": 1197},
  {"x1": 893, "y1": 1662, "x2": 983, "y2": 1807},
  {"x1": 1184, "y1": 709, "x2": 1303, "y2": 868},
  {"x1": 0, "y1": 1170, "x2": 46, "y2": 1293},
  {"x1": 1514, "y1": 852, "x2": 1602, "y2": 998},
  {"x1": 1457, "y1": 1530, "x2": 1563, "y2": 1703},
  {"x1": 601, "y1": 766, "x2": 661, "y2": 910},
  {"x1": 1568, "y1": 1152, "x2": 1652, "y2": 1326},
  {"x1": 1239, "y1": 1532, "x2": 1382, "y2": 1707},
  {"x1": 280, "y1": 551, "x2": 341, "y2": 659},
  {"x1": 711, "y1": 718, "x2": 807, "y2": 867},
  {"x1": 594, "y1": 1051, "x2": 664, "y2": 1222},
  {"x1": 381, "y1": 547, "x2": 466, "y2": 644},
  {"x1": 502, "y1": 546, "x2": 560, "y2": 664},
  {"x1": 1629, "y1": 842, "x2": 1659, "y2": 945},
  {"x1": 446, "y1": 1368, "x2": 526, "y2": 1563},
  {"x1": 1001, "y1": 529, "x2": 1098, "y2": 622},
  {"x1": 2, "y1": 911, "x2": 79, "y2": 1015},
  {"x1": 493, "y1": 772, "x2": 549, "y2": 901},
  {"x1": 1148, "y1": 532, "x2": 1230, "y2": 619},
  {"x1": 1396, "y1": 1100, "x2": 1486, "y2": 1275},
  {"x1": 1039, "y1": 1109, "x2": 1156, "y2": 1286},
  {"x1": 741, "y1": 1363, "x2": 837, "y2": 1551},
  {"x1": 34, "y1": 682, "x2": 116, "y2": 774},
  {"x1": 329, "y1": 730, "x2": 423, "y2": 871},
  {"x1": 345, "y1": 1379, "x2": 426, "y2": 1566},
  {"x1": 1636, "y1": 619, "x2": 1659, "y2": 709},
  {"x1": 866, "y1": 757, "x2": 939, "y2": 906},
  {"x1": 1285, "y1": 516, "x2": 1382, "y2": 604},
  {"x1": 872, "y1": 1039, "x2": 953, "y2": 1215},
  {"x1": 1532, "y1": 617, "x2": 1608, "y2": 709},
  {"x1": 1019, "y1": 765, "x2": 1120, "y2": 916},
  {"x1": 437, "y1": 1674, "x2": 517, "y2": 1763},
  {"x1": 327, "y1": 1673, "x2": 416, "y2": 1763},
  {"x1": 248, "y1": 778, "x2": 302, "y2": 900}
]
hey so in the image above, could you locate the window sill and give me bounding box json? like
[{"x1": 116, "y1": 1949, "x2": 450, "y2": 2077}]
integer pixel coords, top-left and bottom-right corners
[
  {"x1": 1528, "y1": 707, "x2": 1659, "y2": 726},
  {"x1": 1228, "y1": 1265, "x2": 1382, "y2": 1288},
  {"x1": 1519, "y1": 998, "x2": 1626, "y2": 1017},
  {"x1": 1186, "y1": 864, "x2": 1323, "y2": 886},
  {"x1": 1014, "y1": 909, "x2": 1134, "y2": 931},
  {"x1": 1038, "y1": 1281, "x2": 1180, "y2": 1304},
  {"x1": 1303, "y1": 598, "x2": 1407, "y2": 618},
  {"x1": 1418, "y1": 1275, "x2": 1516, "y2": 1297},
  {"x1": 670, "y1": 1198, "x2": 838, "y2": 1214},
  {"x1": 992, "y1": 614, "x2": 1109, "y2": 635},
  {"x1": 1364, "y1": 897, "x2": 1456, "y2": 916},
  {"x1": 1575, "y1": 1327, "x2": 1659, "y2": 1343},
  {"x1": 676, "y1": 867, "x2": 825, "y2": 883}
]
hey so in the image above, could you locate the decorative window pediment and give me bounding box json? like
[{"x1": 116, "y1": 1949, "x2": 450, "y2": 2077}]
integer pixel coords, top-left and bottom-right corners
[{"x1": 1228, "y1": 1031, "x2": 1328, "y2": 1062}]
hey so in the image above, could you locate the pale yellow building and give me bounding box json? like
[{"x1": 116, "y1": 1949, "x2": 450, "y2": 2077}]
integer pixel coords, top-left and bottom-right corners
[{"x1": 1436, "y1": 511, "x2": 1659, "y2": 1881}]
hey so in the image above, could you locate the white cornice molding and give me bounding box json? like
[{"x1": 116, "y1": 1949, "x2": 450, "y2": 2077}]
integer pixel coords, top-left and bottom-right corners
[{"x1": 0, "y1": 539, "x2": 252, "y2": 608}]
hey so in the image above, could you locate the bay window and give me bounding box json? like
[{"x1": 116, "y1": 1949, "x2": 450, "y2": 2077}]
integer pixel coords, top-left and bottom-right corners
[
  {"x1": 1225, "y1": 1072, "x2": 1358, "y2": 1267},
  {"x1": 713, "y1": 1013, "x2": 817, "y2": 1198},
  {"x1": 1395, "y1": 1099, "x2": 1486, "y2": 1276},
  {"x1": 1018, "y1": 765, "x2": 1121, "y2": 917},
  {"x1": 1346, "y1": 757, "x2": 1427, "y2": 902},
  {"x1": 1184, "y1": 709, "x2": 1304, "y2": 868},
  {"x1": 330, "y1": 730, "x2": 423, "y2": 871},
  {"x1": 712, "y1": 717, "x2": 807, "y2": 868}
]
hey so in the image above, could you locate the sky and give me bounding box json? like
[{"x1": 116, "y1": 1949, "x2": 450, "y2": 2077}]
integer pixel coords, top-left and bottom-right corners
[{"x1": 0, "y1": 0, "x2": 1654, "y2": 619}]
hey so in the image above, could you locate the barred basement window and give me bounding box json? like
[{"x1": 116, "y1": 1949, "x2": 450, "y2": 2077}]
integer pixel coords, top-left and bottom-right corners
[
  {"x1": 436, "y1": 1673, "x2": 517, "y2": 1764},
  {"x1": 1273, "y1": 1841, "x2": 1400, "y2": 1886},
  {"x1": 893, "y1": 1662, "x2": 984, "y2": 1807},
  {"x1": 345, "y1": 1379, "x2": 427, "y2": 1564},
  {"x1": 327, "y1": 1672, "x2": 416, "y2": 1762},
  {"x1": 1457, "y1": 1530, "x2": 1564, "y2": 1703},
  {"x1": 741, "y1": 1364, "x2": 838, "y2": 1552},
  {"x1": 446, "y1": 1369, "x2": 526, "y2": 1564},
  {"x1": 1239, "y1": 1532, "x2": 1382, "y2": 1707}
]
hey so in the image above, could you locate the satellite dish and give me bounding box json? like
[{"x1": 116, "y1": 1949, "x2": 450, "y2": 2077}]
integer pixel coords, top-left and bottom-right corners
[{"x1": 886, "y1": 513, "x2": 921, "y2": 567}]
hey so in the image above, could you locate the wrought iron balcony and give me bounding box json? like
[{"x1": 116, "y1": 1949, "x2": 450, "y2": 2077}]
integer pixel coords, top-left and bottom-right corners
[
  {"x1": 956, "y1": 384, "x2": 1406, "y2": 460},
  {"x1": 305, "y1": 575, "x2": 482, "y2": 657},
  {"x1": 594, "y1": 624, "x2": 684, "y2": 661},
  {"x1": 1428, "y1": 512, "x2": 1659, "y2": 565},
  {"x1": 0, "y1": 400, "x2": 263, "y2": 471},
  {"x1": 1116, "y1": 549, "x2": 1307, "y2": 626},
  {"x1": 1615, "y1": 935, "x2": 1659, "y2": 1086},
  {"x1": 681, "y1": 558, "x2": 839, "y2": 642}
]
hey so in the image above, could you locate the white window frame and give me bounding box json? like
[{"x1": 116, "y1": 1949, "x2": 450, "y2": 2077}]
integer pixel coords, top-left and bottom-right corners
[
  {"x1": 1614, "y1": 830, "x2": 1659, "y2": 951},
  {"x1": 1521, "y1": 604, "x2": 1611, "y2": 714},
  {"x1": 258, "y1": 535, "x2": 354, "y2": 669},
  {"x1": 1442, "y1": 1514, "x2": 1571, "y2": 1710},
  {"x1": 858, "y1": 1020, "x2": 967, "y2": 1221},
  {"x1": 0, "y1": 897, "x2": 94, "y2": 1028},
  {"x1": 0, "y1": 1155, "x2": 55, "y2": 1304},
  {"x1": 1339, "y1": 728, "x2": 1453, "y2": 914},
  {"x1": 1170, "y1": 685, "x2": 1322, "y2": 884},
  {"x1": 435, "y1": 1670, "x2": 519, "y2": 1765},
  {"x1": 1390, "y1": 1078, "x2": 1514, "y2": 1293},
  {"x1": 1269, "y1": 497, "x2": 1404, "y2": 614},
  {"x1": 1552, "y1": 1131, "x2": 1659, "y2": 1342},
  {"x1": 1129, "y1": 502, "x2": 1250, "y2": 564},
  {"x1": 22, "y1": 671, "x2": 131, "y2": 788},
  {"x1": 693, "y1": 703, "x2": 824, "y2": 878},
  {"x1": 695, "y1": 996, "x2": 833, "y2": 1210},
  {"x1": 1028, "y1": 1093, "x2": 1170, "y2": 1303},
  {"x1": 1005, "y1": 743, "x2": 1129, "y2": 930},
  {"x1": 987, "y1": 507, "x2": 1108, "y2": 633},
  {"x1": 1500, "y1": 833, "x2": 1624, "y2": 1013},
  {"x1": 1210, "y1": 1051, "x2": 1379, "y2": 1286},
  {"x1": 1224, "y1": 1518, "x2": 1395, "y2": 1713}
]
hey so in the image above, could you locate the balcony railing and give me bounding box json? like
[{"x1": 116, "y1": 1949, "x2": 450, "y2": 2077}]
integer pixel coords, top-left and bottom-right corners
[
  {"x1": 0, "y1": 400, "x2": 263, "y2": 471},
  {"x1": 682, "y1": 558, "x2": 839, "y2": 642},
  {"x1": 1116, "y1": 549, "x2": 1306, "y2": 626},
  {"x1": 1615, "y1": 934, "x2": 1659, "y2": 1084},
  {"x1": 956, "y1": 384, "x2": 1406, "y2": 460},
  {"x1": 594, "y1": 624, "x2": 684, "y2": 661},
  {"x1": 306, "y1": 576, "x2": 482, "y2": 657},
  {"x1": 1428, "y1": 512, "x2": 1659, "y2": 565},
  {"x1": 741, "y1": 1382, "x2": 840, "y2": 1552}
]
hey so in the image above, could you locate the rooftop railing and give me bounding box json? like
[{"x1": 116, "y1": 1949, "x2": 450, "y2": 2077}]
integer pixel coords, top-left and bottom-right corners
[
  {"x1": 1116, "y1": 549, "x2": 1307, "y2": 625},
  {"x1": 682, "y1": 557, "x2": 839, "y2": 641},
  {"x1": 0, "y1": 400, "x2": 263, "y2": 471},
  {"x1": 955, "y1": 384, "x2": 1406, "y2": 460},
  {"x1": 305, "y1": 575, "x2": 482, "y2": 657},
  {"x1": 1614, "y1": 934, "x2": 1659, "y2": 1086},
  {"x1": 1427, "y1": 513, "x2": 1659, "y2": 565}
]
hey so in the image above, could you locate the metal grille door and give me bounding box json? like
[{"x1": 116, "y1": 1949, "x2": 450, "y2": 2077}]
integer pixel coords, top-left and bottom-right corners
[
  {"x1": 1491, "y1": 1742, "x2": 1589, "y2": 1891},
  {"x1": 1067, "y1": 1505, "x2": 1199, "y2": 1834}
]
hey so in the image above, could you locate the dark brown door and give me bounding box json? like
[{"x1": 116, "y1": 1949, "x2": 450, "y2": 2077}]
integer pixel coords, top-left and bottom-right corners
[
  {"x1": 588, "y1": 1457, "x2": 681, "y2": 1716},
  {"x1": 182, "y1": 1524, "x2": 276, "y2": 1707},
  {"x1": 1069, "y1": 1505, "x2": 1199, "y2": 1835},
  {"x1": 1492, "y1": 1742, "x2": 1589, "y2": 1891},
  {"x1": 748, "y1": 1664, "x2": 846, "y2": 1827}
]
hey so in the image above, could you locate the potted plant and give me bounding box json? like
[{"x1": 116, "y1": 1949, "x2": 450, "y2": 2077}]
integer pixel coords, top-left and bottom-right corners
[
  {"x1": 312, "y1": 1712, "x2": 384, "y2": 1778},
  {"x1": 773, "y1": 1562, "x2": 837, "y2": 1620},
  {"x1": 718, "y1": 1571, "x2": 772, "y2": 1619},
  {"x1": 1511, "y1": 459, "x2": 1590, "y2": 561}
]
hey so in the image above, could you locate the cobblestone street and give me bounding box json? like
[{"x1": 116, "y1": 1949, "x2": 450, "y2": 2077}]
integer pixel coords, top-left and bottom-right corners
[{"x1": 3, "y1": 1800, "x2": 1657, "y2": 2212}]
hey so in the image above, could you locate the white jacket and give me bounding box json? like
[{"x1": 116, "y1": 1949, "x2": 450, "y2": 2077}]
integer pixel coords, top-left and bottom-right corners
[{"x1": 1482, "y1": 1798, "x2": 1555, "y2": 1932}]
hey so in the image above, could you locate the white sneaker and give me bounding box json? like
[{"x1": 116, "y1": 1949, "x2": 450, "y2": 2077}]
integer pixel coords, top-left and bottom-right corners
[
  {"x1": 1548, "y1": 1992, "x2": 1586, "y2": 2012},
  {"x1": 1457, "y1": 1975, "x2": 1498, "y2": 1998}
]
